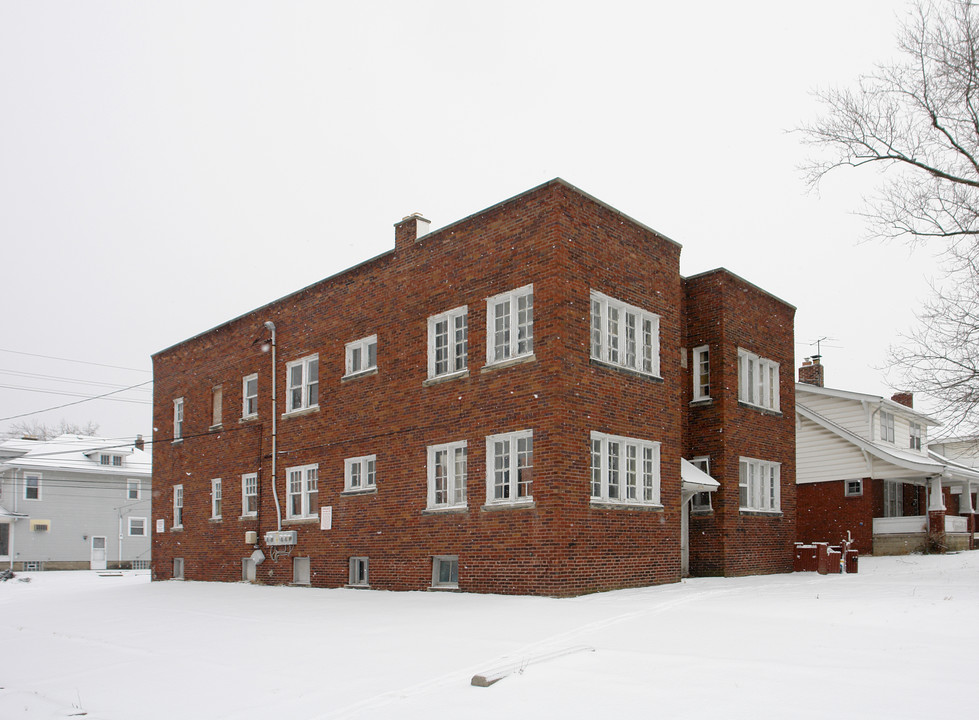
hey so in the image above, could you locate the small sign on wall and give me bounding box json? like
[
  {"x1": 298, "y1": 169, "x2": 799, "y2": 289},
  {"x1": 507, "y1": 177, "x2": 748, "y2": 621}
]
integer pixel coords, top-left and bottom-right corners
[
  {"x1": 156, "y1": 519, "x2": 165, "y2": 533},
  {"x1": 321, "y1": 506, "x2": 333, "y2": 530}
]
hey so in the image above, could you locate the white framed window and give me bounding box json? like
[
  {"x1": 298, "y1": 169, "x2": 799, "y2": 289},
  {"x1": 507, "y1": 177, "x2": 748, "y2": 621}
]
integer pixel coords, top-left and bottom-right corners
[
  {"x1": 25, "y1": 474, "x2": 40, "y2": 500},
  {"x1": 100, "y1": 453, "x2": 111, "y2": 465},
  {"x1": 690, "y1": 456, "x2": 712, "y2": 511},
  {"x1": 242, "y1": 473, "x2": 258, "y2": 516},
  {"x1": 127, "y1": 480, "x2": 140, "y2": 500},
  {"x1": 349, "y1": 557, "x2": 369, "y2": 587},
  {"x1": 880, "y1": 411, "x2": 895, "y2": 443},
  {"x1": 286, "y1": 464, "x2": 319, "y2": 519},
  {"x1": 173, "y1": 557, "x2": 184, "y2": 580},
  {"x1": 692, "y1": 345, "x2": 710, "y2": 400},
  {"x1": 883, "y1": 481, "x2": 903, "y2": 517},
  {"x1": 286, "y1": 355, "x2": 319, "y2": 413},
  {"x1": 909, "y1": 421, "x2": 922, "y2": 450},
  {"x1": 737, "y1": 349, "x2": 780, "y2": 412},
  {"x1": 173, "y1": 398, "x2": 184, "y2": 441},
  {"x1": 344, "y1": 455, "x2": 377, "y2": 492},
  {"x1": 211, "y1": 385, "x2": 223, "y2": 427},
  {"x1": 113, "y1": 455, "x2": 123, "y2": 466},
  {"x1": 845, "y1": 480, "x2": 863, "y2": 497},
  {"x1": 428, "y1": 306, "x2": 468, "y2": 379},
  {"x1": 345, "y1": 335, "x2": 377, "y2": 377},
  {"x1": 485, "y1": 430, "x2": 533, "y2": 504},
  {"x1": 427, "y1": 441, "x2": 468, "y2": 509},
  {"x1": 242, "y1": 373, "x2": 258, "y2": 418},
  {"x1": 590, "y1": 432, "x2": 661, "y2": 506},
  {"x1": 432, "y1": 555, "x2": 459, "y2": 589},
  {"x1": 486, "y1": 284, "x2": 534, "y2": 365},
  {"x1": 128, "y1": 517, "x2": 147, "y2": 536},
  {"x1": 211, "y1": 478, "x2": 222, "y2": 519},
  {"x1": 590, "y1": 291, "x2": 661, "y2": 377},
  {"x1": 173, "y1": 485, "x2": 184, "y2": 528},
  {"x1": 738, "y1": 457, "x2": 781, "y2": 512}
]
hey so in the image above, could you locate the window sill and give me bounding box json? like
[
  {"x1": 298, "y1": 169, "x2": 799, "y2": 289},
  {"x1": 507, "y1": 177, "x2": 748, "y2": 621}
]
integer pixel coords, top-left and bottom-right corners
[
  {"x1": 345, "y1": 584, "x2": 370, "y2": 590},
  {"x1": 429, "y1": 584, "x2": 460, "y2": 592},
  {"x1": 209, "y1": 517, "x2": 222, "y2": 523},
  {"x1": 238, "y1": 514, "x2": 258, "y2": 521},
  {"x1": 737, "y1": 401, "x2": 782, "y2": 417},
  {"x1": 342, "y1": 368, "x2": 378, "y2": 382},
  {"x1": 282, "y1": 405, "x2": 320, "y2": 420},
  {"x1": 422, "y1": 505, "x2": 468, "y2": 515},
  {"x1": 209, "y1": 424, "x2": 223, "y2": 432},
  {"x1": 589, "y1": 358, "x2": 663, "y2": 383},
  {"x1": 739, "y1": 509, "x2": 784, "y2": 517},
  {"x1": 423, "y1": 369, "x2": 470, "y2": 387},
  {"x1": 690, "y1": 509, "x2": 714, "y2": 517},
  {"x1": 171, "y1": 526, "x2": 183, "y2": 532},
  {"x1": 689, "y1": 398, "x2": 712, "y2": 407},
  {"x1": 341, "y1": 488, "x2": 378, "y2": 497},
  {"x1": 171, "y1": 439, "x2": 183, "y2": 445},
  {"x1": 590, "y1": 501, "x2": 664, "y2": 512},
  {"x1": 283, "y1": 517, "x2": 319, "y2": 525},
  {"x1": 481, "y1": 353, "x2": 536, "y2": 373},
  {"x1": 481, "y1": 500, "x2": 535, "y2": 511},
  {"x1": 239, "y1": 415, "x2": 258, "y2": 424}
]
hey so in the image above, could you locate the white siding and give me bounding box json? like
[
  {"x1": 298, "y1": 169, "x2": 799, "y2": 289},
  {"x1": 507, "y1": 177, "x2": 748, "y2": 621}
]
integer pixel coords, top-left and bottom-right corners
[
  {"x1": 796, "y1": 392, "x2": 871, "y2": 440},
  {"x1": 796, "y1": 416, "x2": 869, "y2": 484}
]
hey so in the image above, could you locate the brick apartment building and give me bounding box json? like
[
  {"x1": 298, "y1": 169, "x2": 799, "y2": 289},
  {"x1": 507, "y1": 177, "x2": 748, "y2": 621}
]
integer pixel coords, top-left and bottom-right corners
[{"x1": 151, "y1": 179, "x2": 796, "y2": 596}]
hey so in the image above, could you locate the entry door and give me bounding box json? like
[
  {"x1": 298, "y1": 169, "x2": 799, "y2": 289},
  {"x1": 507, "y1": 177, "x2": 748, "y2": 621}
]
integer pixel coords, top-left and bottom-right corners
[{"x1": 91, "y1": 536, "x2": 107, "y2": 570}]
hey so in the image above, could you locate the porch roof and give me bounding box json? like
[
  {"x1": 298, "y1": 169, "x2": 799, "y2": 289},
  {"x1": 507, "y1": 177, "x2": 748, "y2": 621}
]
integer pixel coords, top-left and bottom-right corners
[{"x1": 681, "y1": 458, "x2": 720, "y2": 493}]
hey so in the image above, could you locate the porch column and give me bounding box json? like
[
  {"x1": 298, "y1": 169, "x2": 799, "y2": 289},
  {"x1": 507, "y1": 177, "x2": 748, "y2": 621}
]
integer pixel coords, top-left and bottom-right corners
[
  {"x1": 962, "y1": 482, "x2": 975, "y2": 550},
  {"x1": 927, "y1": 474, "x2": 946, "y2": 552}
]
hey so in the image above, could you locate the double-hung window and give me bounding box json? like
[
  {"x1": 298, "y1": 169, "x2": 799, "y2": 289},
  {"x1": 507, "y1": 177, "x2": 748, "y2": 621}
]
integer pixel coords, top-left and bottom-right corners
[
  {"x1": 883, "y1": 481, "x2": 903, "y2": 517},
  {"x1": 590, "y1": 432, "x2": 661, "y2": 506},
  {"x1": 486, "y1": 285, "x2": 534, "y2": 365},
  {"x1": 427, "y1": 441, "x2": 468, "y2": 509},
  {"x1": 127, "y1": 480, "x2": 140, "y2": 500},
  {"x1": 25, "y1": 474, "x2": 40, "y2": 500},
  {"x1": 590, "y1": 291, "x2": 661, "y2": 377},
  {"x1": 286, "y1": 464, "x2": 318, "y2": 519},
  {"x1": 286, "y1": 355, "x2": 318, "y2": 413},
  {"x1": 738, "y1": 457, "x2": 781, "y2": 512},
  {"x1": 692, "y1": 345, "x2": 710, "y2": 400},
  {"x1": 128, "y1": 517, "x2": 146, "y2": 536},
  {"x1": 737, "y1": 349, "x2": 780, "y2": 412},
  {"x1": 173, "y1": 485, "x2": 184, "y2": 528},
  {"x1": 428, "y1": 306, "x2": 468, "y2": 379},
  {"x1": 345, "y1": 336, "x2": 377, "y2": 377},
  {"x1": 173, "y1": 398, "x2": 184, "y2": 441},
  {"x1": 880, "y1": 411, "x2": 895, "y2": 443},
  {"x1": 344, "y1": 455, "x2": 376, "y2": 492},
  {"x1": 242, "y1": 374, "x2": 258, "y2": 418},
  {"x1": 211, "y1": 479, "x2": 222, "y2": 519},
  {"x1": 909, "y1": 422, "x2": 922, "y2": 450},
  {"x1": 485, "y1": 430, "x2": 533, "y2": 505},
  {"x1": 241, "y1": 473, "x2": 258, "y2": 516}
]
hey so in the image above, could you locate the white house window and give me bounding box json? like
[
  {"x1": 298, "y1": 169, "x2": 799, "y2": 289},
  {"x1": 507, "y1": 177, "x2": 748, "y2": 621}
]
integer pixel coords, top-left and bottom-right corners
[
  {"x1": 427, "y1": 441, "x2": 468, "y2": 509},
  {"x1": 909, "y1": 422, "x2": 922, "y2": 450},
  {"x1": 100, "y1": 454, "x2": 111, "y2": 465},
  {"x1": 345, "y1": 336, "x2": 378, "y2": 377},
  {"x1": 211, "y1": 385, "x2": 223, "y2": 427},
  {"x1": 286, "y1": 355, "x2": 319, "y2": 413},
  {"x1": 692, "y1": 345, "x2": 710, "y2": 400},
  {"x1": 242, "y1": 373, "x2": 258, "y2": 418},
  {"x1": 344, "y1": 455, "x2": 377, "y2": 492},
  {"x1": 128, "y1": 517, "x2": 147, "y2": 536},
  {"x1": 127, "y1": 480, "x2": 140, "y2": 500},
  {"x1": 428, "y1": 307, "x2": 468, "y2": 379},
  {"x1": 173, "y1": 398, "x2": 184, "y2": 441},
  {"x1": 432, "y1": 555, "x2": 459, "y2": 589},
  {"x1": 590, "y1": 291, "x2": 661, "y2": 377},
  {"x1": 737, "y1": 349, "x2": 780, "y2": 412},
  {"x1": 112, "y1": 455, "x2": 123, "y2": 466},
  {"x1": 486, "y1": 285, "x2": 534, "y2": 365},
  {"x1": 349, "y1": 557, "x2": 369, "y2": 587},
  {"x1": 286, "y1": 464, "x2": 319, "y2": 518},
  {"x1": 880, "y1": 412, "x2": 895, "y2": 443},
  {"x1": 883, "y1": 481, "x2": 903, "y2": 517},
  {"x1": 590, "y1": 432, "x2": 661, "y2": 506},
  {"x1": 211, "y1": 478, "x2": 222, "y2": 519},
  {"x1": 173, "y1": 485, "x2": 184, "y2": 528},
  {"x1": 25, "y1": 474, "x2": 40, "y2": 500},
  {"x1": 845, "y1": 479, "x2": 863, "y2": 497},
  {"x1": 738, "y1": 457, "x2": 781, "y2": 512},
  {"x1": 485, "y1": 430, "x2": 533, "y2": 504},
  {"x1": 690, "y1": 456, "x2": 712, "y2": 511},
  {"x1": 242, "y1": 473, "x2": 258, "y2": 516}
]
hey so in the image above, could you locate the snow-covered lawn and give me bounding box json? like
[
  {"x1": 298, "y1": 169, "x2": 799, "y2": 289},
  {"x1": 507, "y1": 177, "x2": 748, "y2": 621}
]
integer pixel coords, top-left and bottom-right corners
[{"x1": 1, "y1": 552, "x2": 976, "y2": 719}]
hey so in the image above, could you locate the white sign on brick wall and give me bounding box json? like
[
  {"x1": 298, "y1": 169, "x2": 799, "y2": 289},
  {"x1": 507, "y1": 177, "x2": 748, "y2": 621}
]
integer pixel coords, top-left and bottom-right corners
[{"x1": 320, "y1": 506, "x2": 333, "y2": 530}]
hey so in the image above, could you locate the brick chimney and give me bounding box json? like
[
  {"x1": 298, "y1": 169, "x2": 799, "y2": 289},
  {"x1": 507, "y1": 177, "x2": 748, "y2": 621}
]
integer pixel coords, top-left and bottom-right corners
[
  {"x1": 135, "y1": 434, "x2": 145, "y2": 451},
  {"x1": 394, "y1": 213, "x2": 431, "y2": 250},
  {"x1": 799, "y1": 356, "x2": 824, "y2": 387},
  {"x1": 891, "y1": 392, "x2": 913, "y2": 408}
]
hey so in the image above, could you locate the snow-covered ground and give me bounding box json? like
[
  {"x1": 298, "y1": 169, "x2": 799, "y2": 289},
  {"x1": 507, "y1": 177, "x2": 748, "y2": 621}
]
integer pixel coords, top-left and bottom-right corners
[{"x1": 1, "y1": 553, "x2": 976, "y2": 719}]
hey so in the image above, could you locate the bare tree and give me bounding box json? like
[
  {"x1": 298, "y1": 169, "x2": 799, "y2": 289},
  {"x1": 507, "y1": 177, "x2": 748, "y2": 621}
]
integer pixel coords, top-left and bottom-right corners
[
  {"x1": 803, "y1": 0, "x2": 979, "y2": 434},
  {"x1": 3, "y1": 419, "x2": 101, "y2": 440}
]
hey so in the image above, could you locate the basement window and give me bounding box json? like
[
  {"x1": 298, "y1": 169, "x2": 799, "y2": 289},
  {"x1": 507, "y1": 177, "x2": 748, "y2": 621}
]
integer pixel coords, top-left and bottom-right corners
[
  {"x1": 432, "y1": 555, "x2": 458, "y2": 589},
  {"x1": 348, "y1": 557, "x2": 369, "y2": 587}
]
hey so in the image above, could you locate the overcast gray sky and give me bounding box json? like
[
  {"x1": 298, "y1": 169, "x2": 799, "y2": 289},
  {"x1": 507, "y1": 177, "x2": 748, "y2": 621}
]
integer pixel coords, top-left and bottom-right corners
[{"x1": 0, "y1": 0, "x2": 941, "y2": 443}]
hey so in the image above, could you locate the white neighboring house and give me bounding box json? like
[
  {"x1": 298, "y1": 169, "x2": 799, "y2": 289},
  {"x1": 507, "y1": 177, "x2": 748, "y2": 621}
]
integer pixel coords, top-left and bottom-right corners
[{"x1": 0, "y1": 434, "x2": 151, "y2": 571}]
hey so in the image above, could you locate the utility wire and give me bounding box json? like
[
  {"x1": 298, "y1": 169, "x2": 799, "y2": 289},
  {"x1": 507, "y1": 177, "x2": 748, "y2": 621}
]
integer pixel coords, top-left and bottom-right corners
[
  {"x1": 0, "y1": 348, "x2": 150, "y2": 374},
  {"x1": 0, "y1": 380, "x2": 154, "y2": 422}
]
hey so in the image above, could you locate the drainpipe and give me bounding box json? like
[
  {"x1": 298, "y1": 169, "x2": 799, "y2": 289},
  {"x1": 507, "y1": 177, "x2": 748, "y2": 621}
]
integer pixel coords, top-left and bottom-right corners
[{"x1": 264, "y1": 321, "x2": 282, "y2": 532}]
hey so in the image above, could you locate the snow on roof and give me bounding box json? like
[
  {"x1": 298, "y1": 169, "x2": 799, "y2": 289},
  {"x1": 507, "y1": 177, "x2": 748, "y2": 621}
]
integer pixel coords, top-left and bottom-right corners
[{"x1": 0, "y1": 434, "x2": 151, "y2": 477}]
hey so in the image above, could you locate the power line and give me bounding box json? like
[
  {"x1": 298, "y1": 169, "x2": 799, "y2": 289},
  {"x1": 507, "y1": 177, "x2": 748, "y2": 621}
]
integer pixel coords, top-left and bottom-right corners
[
  {"x1": 0, "y1": 380, "x2": 154, "y2": 422},
  {"x1": 0, "y1": 384, "x2": 151, "y2": 404},
  {"x1": 0, "y1": 348, "x2": 150, "y2": 374},
  {"x1": 0, "y1": 368, "x2": 154, "y2": 393}
]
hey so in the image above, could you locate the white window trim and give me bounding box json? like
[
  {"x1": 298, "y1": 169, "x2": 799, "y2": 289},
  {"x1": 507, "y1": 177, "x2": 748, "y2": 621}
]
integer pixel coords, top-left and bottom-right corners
[
  {"x1": 173, "y1": 397, "x2": 184, "y2": 441},
  {"x1": 880, "y1": 411, "x2": 895, "y2": 443},
  {"x1": 738, "y1": 457, "x2": 781, "y2": 513},
  {"x1": 690, "y1": 456, "x2": 712, "y2": 511},
  {"x1": 127, "y1": 479, "x2": 140, "y2": 501},
  {"x1": 241, "y1": 472, "x2": 258, "y2": 517},
  {"x1": 431, "y1": 555, "x2": 459, "y2": 589},
  {"x1": 242, "y1": 373, "x2": 258, "y2": 419},
  {"x1": 737, "y1": 349, "x2": 780, "y2": 412},
  {"x1": 845, "y1": 479, "x2": 863, "y2": 497},
  {"x1": 485, "y1": 284, "x2": 534, "y2": 367},
  {"x1": 590, "y1": 432, "x2": 662, "y2": 507},
  {"x1": 173, "y1": 484, "x2": 184, "y2": 529},
  {"x1": 24, "y1": 473, "x2": 41, "y2": 501},
  {"x1": 211, "y1": 478, "x2": 222, "y2": 519},
  {"x1": 348, "y1": 556, "x2": 369, "y2": 587},
  {"x1": 590, "y1": 290, "x2": 661, "y2": 378},
  {"x1": 344, "y1": 455, "x2": 377, "y2": 493},
  {"x1": 427, "y1": 306, "x2": 469, "y2": 380},
  {"x1": 128, "y1": 517, "x2": 147, "y2": 537},
  {"x1": 484, "y1": 430, "x2": 534, "y2": 506},
  {"x1": 344, "y1": 335, "x2": 378, "y2": 378},
  {"x1": 286, "y1": 464, "x2": 319, "y2": 519},
  {"x1": 909, "y1": 422, "x2": 923, "y2": 451},
  {"x1": 692, "y1": 345, "x2": 710, "y2": 401},
  {"x1": 426, "y1": 440, "x2": 468, "y2": 510},
  {"x1": 285, "y1": 355, "x2": 319, "y2": 414}
]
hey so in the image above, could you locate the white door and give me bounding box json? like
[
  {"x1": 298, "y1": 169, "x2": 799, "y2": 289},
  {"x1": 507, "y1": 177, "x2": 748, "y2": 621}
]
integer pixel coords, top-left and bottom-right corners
[{"x1": 91, "y1": 536, "x2": 107, "y2": 570}]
